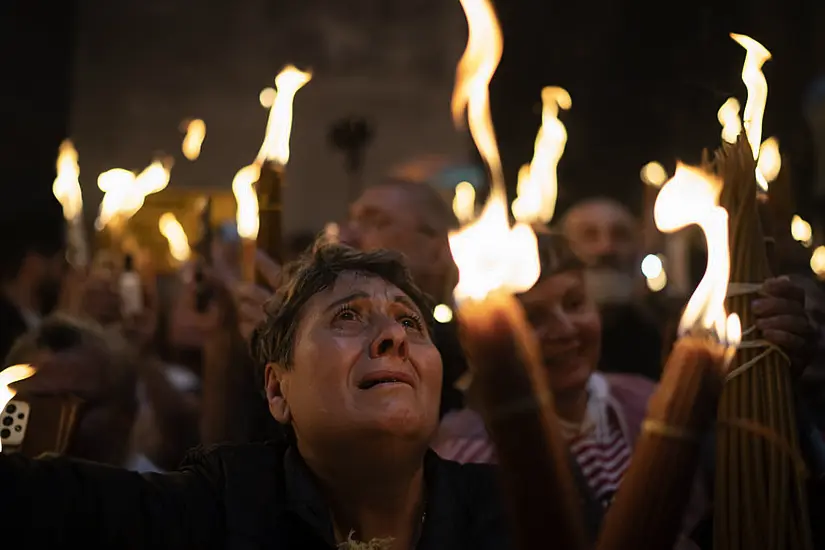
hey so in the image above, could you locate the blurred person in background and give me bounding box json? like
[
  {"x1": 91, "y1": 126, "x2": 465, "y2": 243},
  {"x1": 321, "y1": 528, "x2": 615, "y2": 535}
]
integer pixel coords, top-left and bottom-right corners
[
  {"x1": 0, "y1": 194, "x2": 67, "y2": 359},
  {"x1": 5, "y1": 314, "x2": 141, "y2": 468},
  {"x1": 561, "y1": 197, "x2": 664, "y2": 380}
]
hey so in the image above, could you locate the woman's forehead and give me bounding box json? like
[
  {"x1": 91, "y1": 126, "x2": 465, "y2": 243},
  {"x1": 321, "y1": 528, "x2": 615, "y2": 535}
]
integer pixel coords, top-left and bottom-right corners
[
  {"x1": 308, "y1": 272, "x2": 414, "y2": 310},
  {"x1": 519, "y1": 269, "x2": 585, "y2": 303}
]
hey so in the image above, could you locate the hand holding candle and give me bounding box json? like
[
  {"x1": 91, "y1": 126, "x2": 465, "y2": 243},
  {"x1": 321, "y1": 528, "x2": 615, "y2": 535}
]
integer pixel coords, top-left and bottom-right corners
[{"x1": 0, "y1": 365, "x2": 36, "y2": 453}]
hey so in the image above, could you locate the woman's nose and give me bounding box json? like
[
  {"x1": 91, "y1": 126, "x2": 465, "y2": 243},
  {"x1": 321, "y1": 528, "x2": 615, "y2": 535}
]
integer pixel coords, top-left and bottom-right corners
[{"x1": 369, "y1": 320, "x2": 409, "y2": 360}]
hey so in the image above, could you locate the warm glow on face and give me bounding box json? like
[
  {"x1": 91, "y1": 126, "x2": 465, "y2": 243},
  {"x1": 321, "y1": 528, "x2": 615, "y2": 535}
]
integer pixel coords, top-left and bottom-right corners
[
  {"x1": 53, "y1": 140, "x2": 83, "y2": 221},
  {"x1": 640, "y1": 161, "x2": 668, "y2": 188},
  {"x1": 717, "y1": 97, "x2": 743, "y2": 145},
  {"x1": 158, "y1": 212, "x2": 191, "y2": 263},
  {"x1": 511, "y1": 87, "x2": 571, "y2": 224},
  {"x1": 182, "y1": 119, "x2": 206, "y2": 161},
  {"x1": 256, "y1": 66, "x2": 312, "y2": 166},
  {"x1": 232, "y1": 164, "x2": 261, "y2": 240},
  {"x1": 791, "y1": 215, "x2": 813, "y2": 247},
  {"x1": 654, "y1": 164, "x2": 740, "y2": 347},
  {"x1": 448, "y1": 0, "x2": 541, "y2": 303},
  {"x1": 0, "y1": 364, "x2": 35, "y2": 452}
]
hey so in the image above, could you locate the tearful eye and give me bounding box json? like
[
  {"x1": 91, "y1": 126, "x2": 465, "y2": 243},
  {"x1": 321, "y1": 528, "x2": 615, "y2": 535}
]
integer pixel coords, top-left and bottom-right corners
[{"x1": 399, "y1": 315, "x2": 423, "y2": 332}]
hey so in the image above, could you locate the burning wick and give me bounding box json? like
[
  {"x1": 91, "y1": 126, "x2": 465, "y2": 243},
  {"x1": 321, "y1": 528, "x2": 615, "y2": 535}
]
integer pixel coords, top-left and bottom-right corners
[
  {"x1": 0, "y1": 364, "x2": 35, "y2": 453},
  {"x1": 182, "y1": 119, "x2": 206, "y2": 161}
]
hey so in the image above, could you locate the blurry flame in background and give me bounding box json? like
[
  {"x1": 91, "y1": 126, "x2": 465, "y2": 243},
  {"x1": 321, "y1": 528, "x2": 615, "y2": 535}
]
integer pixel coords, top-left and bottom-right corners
[
  {"x1": 182, "y1": 119, "x2": 206, "y2": 161},
  {"x1": 259, "y1": 87, "x2": 276, "y2": 109},
  {"x1": 232, "y1": 165, "x2": 260, "y2": 240},
  {"x1": 257, "y1": 66, "x2": 312, "y2": 166},
  {"x1": 640, "y1": 161, "x2": 668, "y2": 188},
  {"x1": 448, "y1": 0, "x2": 541, "y2": 302},
  {"x1": 756, "y1": 137, "x2": 781, "y2": 185},
  {"x1": 0, "y1": 364, "x2": 36, "y2": 452},
  {"x1": 791, "y1": 215, "x2": 813, "y2": 247},
  {"x1": 718, "y1": 98, "x2": 743, "y2": 145},
  {"x1": 158, "y1": 212, "x2": 191, "y2": 263},
  {"x1": 811, "y1": 246, "x2": 825, "y2": 278},
  {"x1": 433, "y1": 304, "x2": 454, "y2": 323},
  {"x1": 654, "y1": 164, "x2": 741, "y2": 347},
  {"x1": 96, "y1": 159, "x2": 172, "y2": 231},
  {"x1": 641, "y1": 253, "x2": 668, "y2": 292},
  {"x1": 731, "y1": 33, "x2": 772, "y2": 191},
  {"x1": 452, "y1": 181, "x2": 476, "y2": 225},
  {"x1": 512, "y1": 86, "x2": 571, "y2": 223},
  {"x1": 53, "y1": 140, "x2": 83, "y2": 221}
]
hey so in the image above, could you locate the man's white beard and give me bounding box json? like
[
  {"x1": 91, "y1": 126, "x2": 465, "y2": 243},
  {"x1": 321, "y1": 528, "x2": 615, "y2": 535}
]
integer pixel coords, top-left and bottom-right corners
[{"x1": 583, "y1": 268, "x2": 636, "y2": 306}]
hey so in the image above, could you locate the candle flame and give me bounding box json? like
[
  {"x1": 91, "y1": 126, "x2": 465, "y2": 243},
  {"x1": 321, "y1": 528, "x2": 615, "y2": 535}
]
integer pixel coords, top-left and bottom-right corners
[
  {"x1": 512, "y1": 87, "x2": 571, "y2": 224},
  {"x1": 640, "y1": 161, "x2": 668, "y2": 188},
  {"x1": 641, "y1": 254, "x2": 667, "y2": 292},
  {"x1": 232, "y1": 164, "x2": 260, "y2": 240},
  {"x1": 654, "y1": 164, "x2": 740, "y2": 348},
  {"x1": 791, "y1": 214, "x2": 813, "y2": 247},
  {"x1": 95, "y1": 159, "x2": 172, "y2": 231},
  {"x1": 812, "y1": 246, "x2": 825, "y2": 277},
  {"x1": 717, "y1": 98, "x2": 743, "y2": 144},
  {"x1": 453, "y1": 181, "x2": 476, "y2": 225},
  {"x1": 257, "y1": 66, "x2": 312, "y2": 166},
  {"x1": 451, "y1": 0, "x2": 505, "y2": 193},
  {"x1": 158, "y1": 212, "x2": 191, "y2": 263},
  {"x1": 0, "y1": 364, "x2": 35, "y2": 452},
  {"x1": 53, "y1": 140, "x2": 83, "y2": 221},
  {"x1": 731, "y1": 33, "x2": 771, "y2": 191},
  {"x1": 448, "y1": 0, "x2": 541, "y2": 303},
  {"x1": 182, "y1": 119, "x2": 206, "y2": 161},
  {"x1": 756, "y1": 136, "x2": 781, "y2": 185}
]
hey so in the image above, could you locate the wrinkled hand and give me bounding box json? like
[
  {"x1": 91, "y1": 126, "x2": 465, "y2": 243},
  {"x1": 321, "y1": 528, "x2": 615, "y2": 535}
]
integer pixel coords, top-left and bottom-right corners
[
  {"x1": 232, "y1": 250, "x2": 281, "y2": 341},
  {"x1": 753, "y1": 276, "x2": 818, "y2": 378}
]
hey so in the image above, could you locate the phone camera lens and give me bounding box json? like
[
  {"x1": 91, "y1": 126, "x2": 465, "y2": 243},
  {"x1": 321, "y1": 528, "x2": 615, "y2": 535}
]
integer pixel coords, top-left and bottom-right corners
[
  {"x1": 17, "y1": 413, "x2": 24, "y2": 419},
  {"x1": 1, "y1": 416, "x2": 13, "y2": 427},
  {"x1": 5, "y1": 404, "x2": 16, "y2": 414},
  {"x1": 13, "y1": 425, "x2": 21, "y2": 432},
  {"x1": 0, "y1": 428, "x2": 10, "y2": 439}
]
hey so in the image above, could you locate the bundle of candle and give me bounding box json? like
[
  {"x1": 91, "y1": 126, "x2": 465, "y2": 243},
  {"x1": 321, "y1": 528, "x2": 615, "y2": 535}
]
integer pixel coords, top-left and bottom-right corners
[
  {"x1": 712, "y1": 136, "x2": 812, "y2": 550},
  {"x1": 705, "y1": 33, "x2": 813, "y2": 550}
]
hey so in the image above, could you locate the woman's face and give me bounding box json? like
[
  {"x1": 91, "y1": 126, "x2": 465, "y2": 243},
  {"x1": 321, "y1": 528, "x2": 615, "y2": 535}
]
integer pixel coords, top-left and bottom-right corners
[
  {"x1": 518, "y1": 270, "x2": 602, "y2": 397},
  {"x1": 269, "y1": 272, "x2": 442, "y2": 449}
]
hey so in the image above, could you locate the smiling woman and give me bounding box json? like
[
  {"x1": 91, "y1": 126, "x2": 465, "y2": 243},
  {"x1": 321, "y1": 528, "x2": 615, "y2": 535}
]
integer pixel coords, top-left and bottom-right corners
[{"x1": 0, "y1": 243, "x2": 510, "y2": 550}]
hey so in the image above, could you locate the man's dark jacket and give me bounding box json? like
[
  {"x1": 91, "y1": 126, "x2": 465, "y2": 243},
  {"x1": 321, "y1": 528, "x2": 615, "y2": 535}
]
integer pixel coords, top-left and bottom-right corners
[{"x1": 0, "y1": 441, "x2": 510, "y2": 549}]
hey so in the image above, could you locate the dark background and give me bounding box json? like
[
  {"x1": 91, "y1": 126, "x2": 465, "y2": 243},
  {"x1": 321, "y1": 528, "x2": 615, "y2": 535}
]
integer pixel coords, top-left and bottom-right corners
[{"x1": 3, "y1": 0, "x2": 824, "y2": 226}]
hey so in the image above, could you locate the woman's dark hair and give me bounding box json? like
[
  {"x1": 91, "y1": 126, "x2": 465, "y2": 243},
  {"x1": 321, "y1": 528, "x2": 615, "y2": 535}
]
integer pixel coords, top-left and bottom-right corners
[
  {"x1": 534, "y1": 227, "x2": 586, "y2": 280},
  {"x1": 251, "y1": 243, "x2": 435, "y2": 377}
]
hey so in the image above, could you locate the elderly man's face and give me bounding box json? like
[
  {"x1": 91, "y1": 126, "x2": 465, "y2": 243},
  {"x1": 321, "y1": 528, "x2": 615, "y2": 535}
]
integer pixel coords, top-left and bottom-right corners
[
  {"x1": 563, "y1": 200, "x2": 640, "y2": 274},
  {"x1": 267, "y1": 272, "x2": 442, "y2": 453}
]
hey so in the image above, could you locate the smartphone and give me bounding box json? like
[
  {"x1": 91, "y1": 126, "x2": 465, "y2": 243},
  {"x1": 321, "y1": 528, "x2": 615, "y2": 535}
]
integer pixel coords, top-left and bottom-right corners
[
  {"x1": 0, "y1": 395, "x2": 82, "y2": 457},
  {"x1": 1, "y1": 399, "x2": 31, "y2": 447}
]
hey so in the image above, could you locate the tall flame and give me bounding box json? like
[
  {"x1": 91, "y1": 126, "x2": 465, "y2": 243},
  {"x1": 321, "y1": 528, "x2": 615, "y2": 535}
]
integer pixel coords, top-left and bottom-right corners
[
  {"x1": 512, "y1": 87, "x2": 571, "y2": 224},
  {"x1": 453, "y1": 181, "x2": 477, "y2": 225},
  {"x1": 0, "y1": 364, "x2": 35, "y2": 452},
  {"x1": 257, "y1": 66, "x2": 312, "y2": 166},
  {"x1": 53, "y1": 140, "x2": 83, "y2": 221},
  {"x1": 451, "y1": 0, "x2": 505, "y2": 194},
  {"x1": 158, "y1": 212, "x2": 191, "y2": 263},
  {"x1": 95, "y1": 159, "x2": 172, "y2": 230},
  {"x1": 731, "y1": 33, "x2": 771, "y2": 191},
  {"x1": 717, "y1": 98, "x2": 743, "y2": 145},
  {"x1": 448, "y1": 0, "x2": 541, "y2": 303},
  {"x1": 757, "y1": 136, "x2": 781, "y2": 185},
  {"x1": 182, "y1": 119, "x2": 206, "y2": 161},
  {"x1": 654, "y1": 164, "x2": 741, "y2": 347},
  {"x1": 232, "y1": 164, "x2": 260, "y2": 240}
]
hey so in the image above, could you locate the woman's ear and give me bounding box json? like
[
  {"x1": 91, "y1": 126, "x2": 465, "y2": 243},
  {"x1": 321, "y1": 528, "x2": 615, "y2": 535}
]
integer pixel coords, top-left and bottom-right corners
[{"x1": 264, "y1": 362, "x2": 291, "y2": 423}]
